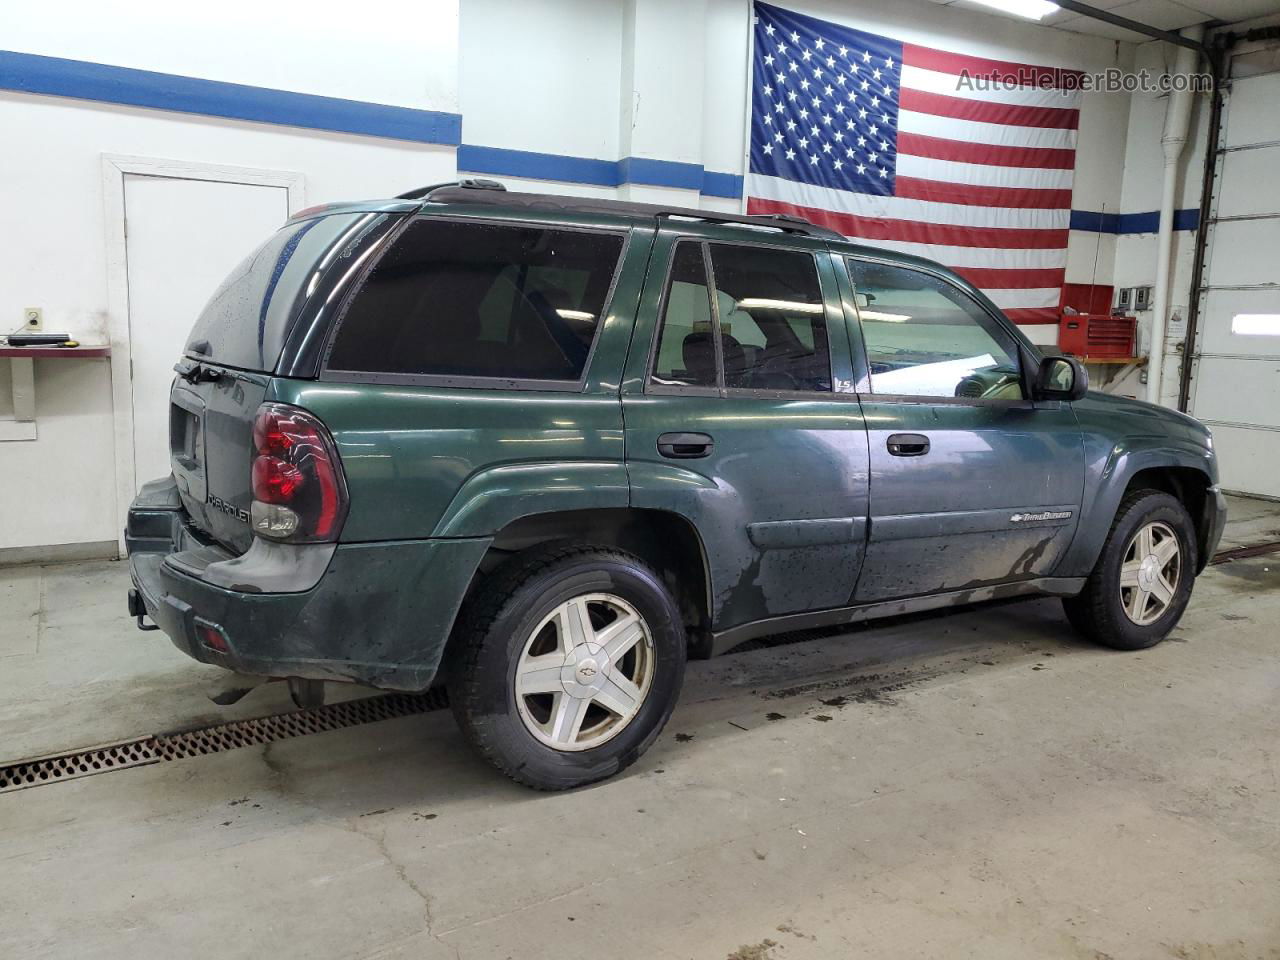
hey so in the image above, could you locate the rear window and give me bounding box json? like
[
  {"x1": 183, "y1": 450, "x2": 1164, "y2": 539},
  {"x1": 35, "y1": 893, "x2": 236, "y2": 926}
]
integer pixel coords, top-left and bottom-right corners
[
  {"x1": 185, "y1": 213, "x2": 375, "y2": 371},
  {"x1": 325, "y1": 219, "x2": 625, "y2": 383}
]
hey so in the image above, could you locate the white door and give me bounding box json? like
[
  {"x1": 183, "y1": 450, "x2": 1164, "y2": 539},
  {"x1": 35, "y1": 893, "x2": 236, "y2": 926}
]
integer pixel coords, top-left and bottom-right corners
[
  {"x1": 1189, "y1": 63, "x2": 1280, "y2": 498},
  {"x1": 124, "y1": 175, "x2": 290, "y2": 487}
]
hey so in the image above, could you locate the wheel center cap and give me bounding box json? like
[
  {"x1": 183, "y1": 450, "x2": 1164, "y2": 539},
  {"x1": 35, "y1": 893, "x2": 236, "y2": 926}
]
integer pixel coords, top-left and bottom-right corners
[
  {"x1": 561, "y1": 643, "x2": 609, "y2": 696},
  {"x1": 1138, "y1": 554, "x2": 1160, "y2": 590}
]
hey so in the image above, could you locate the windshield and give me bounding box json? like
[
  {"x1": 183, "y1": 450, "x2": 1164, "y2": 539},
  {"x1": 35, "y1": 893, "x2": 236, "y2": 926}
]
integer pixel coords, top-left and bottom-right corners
[{"x1": 184, "y1": 212, "x2": 376, "y2": 371}]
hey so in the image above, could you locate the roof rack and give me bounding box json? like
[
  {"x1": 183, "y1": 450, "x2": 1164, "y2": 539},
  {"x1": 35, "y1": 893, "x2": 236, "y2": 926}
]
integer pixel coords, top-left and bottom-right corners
[
  {"x1": 396, "y1": 177, "x2": 507, "y2": 201},
  {"x1": 413, "y1": 179, "x2": 843, "y2": 240},
  {"x1": 657, "y1": 210, "x2": 842, "y2": 240}
]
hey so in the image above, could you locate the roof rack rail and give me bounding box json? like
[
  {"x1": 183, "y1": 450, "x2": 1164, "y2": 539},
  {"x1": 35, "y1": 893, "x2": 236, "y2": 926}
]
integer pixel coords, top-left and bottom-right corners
[
  {"x1": 657, "y1": 210, "x2": 843, "y2": 241},
  {"x1": 396, "y1": 178, "x2": 507, "y2": 201},
  {"x1": 408, "y1": 184, "x2": 845, "y2": 241}
]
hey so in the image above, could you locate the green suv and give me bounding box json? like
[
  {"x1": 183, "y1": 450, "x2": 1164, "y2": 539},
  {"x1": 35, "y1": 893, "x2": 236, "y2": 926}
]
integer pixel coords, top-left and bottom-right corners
[{"x1": 126, "y1": 180, "x2": 1227, "y2": 789}]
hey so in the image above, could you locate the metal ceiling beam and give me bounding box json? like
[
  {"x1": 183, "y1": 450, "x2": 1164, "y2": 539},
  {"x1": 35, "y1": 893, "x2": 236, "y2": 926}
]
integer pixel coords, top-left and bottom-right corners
[{"x1": 1053, "y1": 0, "x2": 1210, "y2": 54}]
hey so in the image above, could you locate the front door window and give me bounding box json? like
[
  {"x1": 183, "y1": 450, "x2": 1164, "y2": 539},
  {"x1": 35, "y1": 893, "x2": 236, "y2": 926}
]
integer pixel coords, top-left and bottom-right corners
[{"x1": 846, "y1": 259, "x2": 1023, "y2": 401}]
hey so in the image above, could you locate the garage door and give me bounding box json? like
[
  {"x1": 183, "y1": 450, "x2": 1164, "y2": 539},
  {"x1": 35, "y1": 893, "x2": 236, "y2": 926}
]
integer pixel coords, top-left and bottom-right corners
[{"x1": 1189, "y1": 61, "x2": 1280, "y2": 499}]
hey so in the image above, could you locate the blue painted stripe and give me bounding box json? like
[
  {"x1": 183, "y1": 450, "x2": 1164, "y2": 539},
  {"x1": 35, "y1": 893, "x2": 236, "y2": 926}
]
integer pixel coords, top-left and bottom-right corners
[
  {"x1": 0, "y1": 48, "x2": 747, "y2": 200},
  {"x1": 618, "y1": 156, "x2": 704, "y2": 191},
  {"x1": 0, "y1": 49, "x2": 462, "y2": 146},
  {"x1": 3, "y1": 49, "x2": 746, "y2": 198},
  {"x1": 456, "y1": 144, "x2": 619, "y2": 186},
  {"x1": 459, "y1": 143, "x2": 744, "y2": 199},
  {"x1": 1071, "y1": 208, "x2": 1199, "y2": 234},
  {"x1": 701, "y1": 170, "x2": 746, "y2": 199}
]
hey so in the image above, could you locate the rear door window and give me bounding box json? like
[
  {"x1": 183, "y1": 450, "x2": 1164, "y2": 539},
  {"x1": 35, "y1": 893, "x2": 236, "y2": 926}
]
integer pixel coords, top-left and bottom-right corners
[
  {"x1": 325, "y1": 219, "x2": 625, "y2": 383},
  {"x1": 651, "y1": 242, "x2": 717, "y2": 388},
  {"x1": 709, "y1": 244, "x2": 831, "y2": 392},
  {"x1": 648, "y1": 240, "x2": 832, "y2": 393}
]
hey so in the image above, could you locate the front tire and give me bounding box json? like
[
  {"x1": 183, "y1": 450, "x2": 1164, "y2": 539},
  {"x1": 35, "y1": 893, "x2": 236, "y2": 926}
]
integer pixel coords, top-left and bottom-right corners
[
  {"x1": 1062, "y1": 490, "x2": 1197, "y2": 650},
  {"x1": 447, "y1": 545, "x2": 686, "y2": 790}
]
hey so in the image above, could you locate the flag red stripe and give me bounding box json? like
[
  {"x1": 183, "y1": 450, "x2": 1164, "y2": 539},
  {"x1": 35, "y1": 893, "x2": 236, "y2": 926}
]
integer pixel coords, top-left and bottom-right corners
[
  {"x1": 747, "y1": 198, "x2": 1068, "y2": 249},
  {"x1": 897, "y1": 132, "x2": 1075, "y2": 170},
  {"x1": 1002, "y1": 307, "x2": 1061, "y2": 324},
  {"x1": 893, "y1": 176, "x2": 1073, "y2": 210},
  {"x1": 902, "y1": 43, "x2": 1084, "y2": 86},
  {"x1": 900, "y1": 89, "x2": 1080, "y2": 130},
  {"x1": 951, "y1": 266, "x2": 1066, "y2": 289}
]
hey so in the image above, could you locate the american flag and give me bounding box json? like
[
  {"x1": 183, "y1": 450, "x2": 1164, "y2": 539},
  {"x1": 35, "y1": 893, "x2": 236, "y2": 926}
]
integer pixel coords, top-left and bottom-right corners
[{"x1": 747, "y1": 2, "x2": 1082, "y2": 325}]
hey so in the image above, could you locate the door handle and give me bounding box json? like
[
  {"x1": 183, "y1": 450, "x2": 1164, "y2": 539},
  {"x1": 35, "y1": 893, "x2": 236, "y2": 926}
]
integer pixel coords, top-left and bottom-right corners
[
  {"x1": 657, "y1": 432, "x2": 714, "y2": 459},
  {"x1": 887, "y1": 433, "x2": 930, "y2": 457}
]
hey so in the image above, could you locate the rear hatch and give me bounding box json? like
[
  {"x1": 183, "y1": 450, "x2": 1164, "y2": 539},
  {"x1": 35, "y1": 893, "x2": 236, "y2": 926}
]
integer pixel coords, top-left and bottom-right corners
[{"x1": 168, "y1": 209, "x2": 401, "y2": 553}]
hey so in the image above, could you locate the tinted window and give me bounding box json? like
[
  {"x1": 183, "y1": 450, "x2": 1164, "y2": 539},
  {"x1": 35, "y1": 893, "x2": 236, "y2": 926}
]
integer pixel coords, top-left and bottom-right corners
[
  {"x1": 847, "y1": 260, "x2": 1023, "y2": 399},
  {"x1": 187, "y1": 213, "x2": 373, "y2": 371},
  {"x1": 710, "y1": 245, "x2": 830, "y2": 392},
  {"x1": 327, "y1": 219, "x2": 624, "y2": 381},
  {"x1": 651, "y1": 242, "x2": 716, "y2": 388}
]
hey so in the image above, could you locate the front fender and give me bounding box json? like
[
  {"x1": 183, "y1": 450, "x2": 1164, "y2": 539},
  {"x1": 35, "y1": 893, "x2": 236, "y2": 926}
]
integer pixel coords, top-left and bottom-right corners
[
  {"x1": 432, "y1": 461, "x2": 630, "y2": 538},
  {"x1": 1056, "y1": 434, "x2": 1216, "y2": 577}
]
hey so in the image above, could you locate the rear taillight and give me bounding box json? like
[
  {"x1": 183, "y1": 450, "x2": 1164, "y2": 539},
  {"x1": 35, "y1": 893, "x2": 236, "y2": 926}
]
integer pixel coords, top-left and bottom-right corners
[{"x1": 250, "y1": 403, "x2": 348, "y2": 542}]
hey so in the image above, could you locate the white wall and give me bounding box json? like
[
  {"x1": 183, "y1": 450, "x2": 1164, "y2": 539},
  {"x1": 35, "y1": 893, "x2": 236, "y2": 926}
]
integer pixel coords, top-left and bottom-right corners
[
  {"x1": 0, "y1": 0, "x2": 458, "y2": 112},
  {"x1": 459, "y1": 0, "x2": 622, "y2": 159},
  {"x1": 0, "y1": 2, "x2": 460, "y2": 554}
]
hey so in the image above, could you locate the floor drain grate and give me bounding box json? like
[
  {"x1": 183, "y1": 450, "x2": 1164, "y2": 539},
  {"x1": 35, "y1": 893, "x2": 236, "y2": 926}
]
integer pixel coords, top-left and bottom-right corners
[
  {"x1": 1210, "y1": 540, "x2": 1280, "y2": 565},
  {"x1": 0, "y1": 690, "x2": 449, "y2": 795}
]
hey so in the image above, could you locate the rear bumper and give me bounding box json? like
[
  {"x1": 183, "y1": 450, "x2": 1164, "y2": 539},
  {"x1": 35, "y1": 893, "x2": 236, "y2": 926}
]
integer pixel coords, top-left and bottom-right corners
[{"x1": 126, "y1": 478, "x2": 491, "y2": 691}]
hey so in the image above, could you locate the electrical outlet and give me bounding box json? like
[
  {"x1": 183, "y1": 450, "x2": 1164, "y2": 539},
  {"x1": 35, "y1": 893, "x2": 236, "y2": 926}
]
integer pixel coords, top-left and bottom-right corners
[{"x1": 23, "y1": 307, "x2": 43, "y2": 331}]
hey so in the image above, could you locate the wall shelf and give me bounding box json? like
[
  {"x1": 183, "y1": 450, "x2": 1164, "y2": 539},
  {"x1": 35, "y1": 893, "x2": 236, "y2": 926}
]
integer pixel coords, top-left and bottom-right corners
[
  {"x1": 1, "y1": 344, "x2": 111, "y2": 442},
  {"x1": 1068, "y1": 355, "x2": 1147, "y2": 366},
  {"x1": 0, "y1": 345, "x2": 111, "y2": 359}
]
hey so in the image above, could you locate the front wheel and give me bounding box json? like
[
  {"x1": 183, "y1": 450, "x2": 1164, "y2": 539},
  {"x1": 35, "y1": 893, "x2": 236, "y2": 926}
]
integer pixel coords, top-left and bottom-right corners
[
  {"x1": 447, "y1": 545, "x2": 686, "y2": 790},
  {"x1": 1063, "y1": 490, "x2": 1197, "y2": 650}
]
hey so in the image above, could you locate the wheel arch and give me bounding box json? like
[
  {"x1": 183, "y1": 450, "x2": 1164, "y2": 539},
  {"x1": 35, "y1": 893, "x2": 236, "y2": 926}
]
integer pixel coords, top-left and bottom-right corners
[
  {"x1": 1119, "y1": 465, "x2": 1215, "y2": 572},
  {"x1": 447, "y1": 507, "x2": 715, "y2": 657},
  {"x1": 1060, "y1": 439, "x2": 1217, "y2": 576}
]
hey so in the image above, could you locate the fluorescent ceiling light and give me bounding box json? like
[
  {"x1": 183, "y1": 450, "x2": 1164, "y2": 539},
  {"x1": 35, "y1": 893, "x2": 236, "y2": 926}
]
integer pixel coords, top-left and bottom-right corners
[
  {"x1": 555, "y1": 309, "x2": 596, "y2": 322},
  {"x1": 1232, "y1": 313, "x2": 1280, "y2": 336},
  {"x1": 860, "y1": 310, "x2": 913, "y2": 323},
  {"x1": 963, "y1": 0, "x2": 1059, "y2": 21}
]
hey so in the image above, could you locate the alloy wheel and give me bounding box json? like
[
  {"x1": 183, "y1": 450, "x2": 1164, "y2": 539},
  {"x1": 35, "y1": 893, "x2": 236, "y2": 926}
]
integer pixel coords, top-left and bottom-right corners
[
  {"x1": 1119, "y1": 520, "x2": 1181, "y2": 626},
  {"x1": 513, "y1": 593, "x2": 656, "y2": 752}
]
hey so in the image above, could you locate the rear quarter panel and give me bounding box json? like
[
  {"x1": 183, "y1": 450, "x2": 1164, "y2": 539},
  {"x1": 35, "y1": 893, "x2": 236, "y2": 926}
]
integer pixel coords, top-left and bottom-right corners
[{"x1": 267, "y1": 382, "x2": 629, "y2": 542}]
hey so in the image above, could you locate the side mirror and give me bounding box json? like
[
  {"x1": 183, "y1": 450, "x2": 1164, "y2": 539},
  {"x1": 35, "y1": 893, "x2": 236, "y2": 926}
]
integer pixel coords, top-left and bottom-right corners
[{"x1": 1034, "y1": 355, "x2": 1088, "y2": 402}]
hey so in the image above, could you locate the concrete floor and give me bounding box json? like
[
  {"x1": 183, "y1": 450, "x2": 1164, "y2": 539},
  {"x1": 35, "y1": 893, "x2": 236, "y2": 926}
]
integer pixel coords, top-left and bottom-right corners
[{"x1": 2, "y1": 497, "x2": 1279, "y2": 960}]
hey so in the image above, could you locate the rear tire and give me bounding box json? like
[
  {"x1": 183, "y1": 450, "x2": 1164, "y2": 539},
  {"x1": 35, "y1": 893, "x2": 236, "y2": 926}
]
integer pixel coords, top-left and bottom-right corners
[
  {"x1": 447, "y1": 544, "x2": 685, "y2": 790},
  {"x1": 1062, "y1": 490, "x2": 1197, "y2": 650}
]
